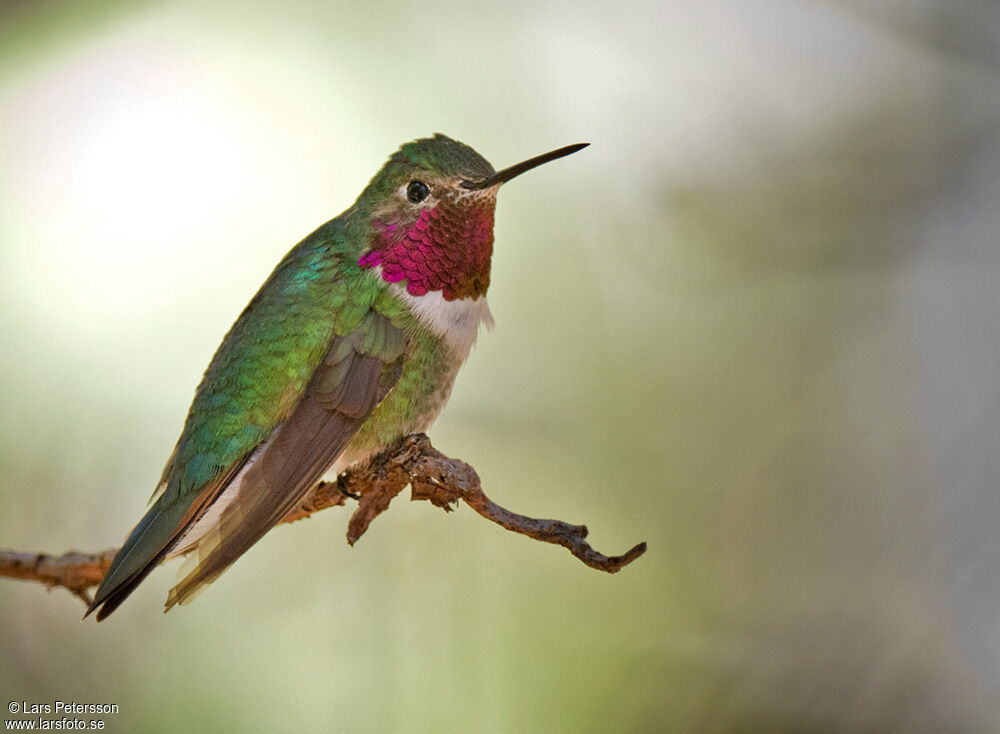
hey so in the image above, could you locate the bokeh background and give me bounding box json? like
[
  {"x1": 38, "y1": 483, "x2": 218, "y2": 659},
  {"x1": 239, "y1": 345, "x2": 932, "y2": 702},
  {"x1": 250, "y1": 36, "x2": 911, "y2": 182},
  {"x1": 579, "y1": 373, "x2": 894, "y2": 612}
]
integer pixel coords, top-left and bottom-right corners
[{"x1": 2, "y1": 1, "x2": 1000, "y2": 731}]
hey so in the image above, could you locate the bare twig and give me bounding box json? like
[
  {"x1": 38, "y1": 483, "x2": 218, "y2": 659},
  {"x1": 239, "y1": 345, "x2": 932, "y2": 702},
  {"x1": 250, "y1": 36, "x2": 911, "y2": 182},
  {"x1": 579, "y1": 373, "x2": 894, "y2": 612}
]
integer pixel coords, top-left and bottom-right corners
[
  {"x1": 0, "y1": 434, "x2": 646, "y2": 605},
  {"x1": 0, "y1": 549, "x2": 116, "y2": 602}
]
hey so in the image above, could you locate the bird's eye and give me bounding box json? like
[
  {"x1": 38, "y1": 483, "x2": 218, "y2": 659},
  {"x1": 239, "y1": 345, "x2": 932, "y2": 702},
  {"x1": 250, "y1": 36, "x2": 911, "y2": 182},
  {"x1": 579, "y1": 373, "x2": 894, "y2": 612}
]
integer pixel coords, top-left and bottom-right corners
[{"x1": 406, "y1": 180, "x2": 430, "y2": 204}]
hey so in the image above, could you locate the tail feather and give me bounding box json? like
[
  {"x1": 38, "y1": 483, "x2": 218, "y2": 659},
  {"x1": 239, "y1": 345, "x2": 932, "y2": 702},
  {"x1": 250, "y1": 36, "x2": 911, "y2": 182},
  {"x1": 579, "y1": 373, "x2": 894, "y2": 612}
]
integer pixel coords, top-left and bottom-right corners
[
  {"x1": 86, "y1": 458, "x2": 249, "y2": 621},
  {"x1": 89, "y1": 556, "x2": 164, "y2": 622},
  {"x1": 85, "y1": 503, "x2": 177, "y2": 620}
]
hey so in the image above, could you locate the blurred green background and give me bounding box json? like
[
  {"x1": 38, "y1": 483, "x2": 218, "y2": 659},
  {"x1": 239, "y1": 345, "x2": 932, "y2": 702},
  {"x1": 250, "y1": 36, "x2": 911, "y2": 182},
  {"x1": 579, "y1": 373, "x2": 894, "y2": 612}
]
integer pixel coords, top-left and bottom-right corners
[{"x1": 2, "y1": 1, "x2": 1000, "y2": 731}]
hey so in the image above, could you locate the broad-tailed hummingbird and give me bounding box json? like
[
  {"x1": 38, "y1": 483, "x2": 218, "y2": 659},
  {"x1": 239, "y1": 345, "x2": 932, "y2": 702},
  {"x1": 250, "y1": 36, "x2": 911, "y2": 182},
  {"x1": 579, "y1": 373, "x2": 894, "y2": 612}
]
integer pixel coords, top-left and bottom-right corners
[{"x1": 87, "y1": 134, "x2": 588, "y2": 620}]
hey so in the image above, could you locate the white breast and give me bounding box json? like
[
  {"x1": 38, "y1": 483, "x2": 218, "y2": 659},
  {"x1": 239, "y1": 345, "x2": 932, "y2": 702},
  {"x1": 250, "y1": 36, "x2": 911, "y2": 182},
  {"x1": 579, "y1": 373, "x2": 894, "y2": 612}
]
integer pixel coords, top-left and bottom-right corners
[{"x1": 389, "y1": 284, "x2": 494, "y2": 360}]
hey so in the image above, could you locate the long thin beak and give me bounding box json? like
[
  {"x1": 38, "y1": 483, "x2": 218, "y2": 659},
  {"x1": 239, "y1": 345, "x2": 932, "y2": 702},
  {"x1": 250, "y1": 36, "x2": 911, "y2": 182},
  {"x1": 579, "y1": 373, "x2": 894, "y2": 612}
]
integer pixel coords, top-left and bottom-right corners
[{"x1": 461, "y1": 143, "x2": 589, "y2": 190}]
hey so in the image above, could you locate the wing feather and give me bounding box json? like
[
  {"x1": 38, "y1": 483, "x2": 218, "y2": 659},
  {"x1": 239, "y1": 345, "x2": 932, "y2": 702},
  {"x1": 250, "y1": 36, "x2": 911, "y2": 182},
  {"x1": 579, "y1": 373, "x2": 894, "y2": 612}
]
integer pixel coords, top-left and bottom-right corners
[{"x1": 164, "y1": 314, "x2": 406, "y2": 608}]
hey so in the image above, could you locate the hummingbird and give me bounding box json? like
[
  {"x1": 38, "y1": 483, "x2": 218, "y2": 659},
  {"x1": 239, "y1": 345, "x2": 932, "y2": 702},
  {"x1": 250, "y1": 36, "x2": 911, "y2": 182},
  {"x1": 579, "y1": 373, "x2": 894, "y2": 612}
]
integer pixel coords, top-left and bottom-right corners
[{"x1": 85, "y1": 134, "x2": 588, "y2": 620}]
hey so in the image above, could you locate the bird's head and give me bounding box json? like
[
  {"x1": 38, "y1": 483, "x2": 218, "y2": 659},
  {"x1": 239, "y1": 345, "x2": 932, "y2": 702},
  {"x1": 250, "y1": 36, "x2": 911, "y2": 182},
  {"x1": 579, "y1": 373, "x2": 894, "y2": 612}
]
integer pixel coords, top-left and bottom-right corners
[{"x1": 355, "y1": 134, "x2": 587, "y2": 301}]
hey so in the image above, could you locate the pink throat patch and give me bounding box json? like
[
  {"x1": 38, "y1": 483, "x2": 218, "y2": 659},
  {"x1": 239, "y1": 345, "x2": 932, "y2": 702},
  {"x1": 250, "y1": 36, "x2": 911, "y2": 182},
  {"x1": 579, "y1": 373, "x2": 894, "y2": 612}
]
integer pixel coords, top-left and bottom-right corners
[{"x1": 359, "y1": 203, "x2": 494, "y2": 300}]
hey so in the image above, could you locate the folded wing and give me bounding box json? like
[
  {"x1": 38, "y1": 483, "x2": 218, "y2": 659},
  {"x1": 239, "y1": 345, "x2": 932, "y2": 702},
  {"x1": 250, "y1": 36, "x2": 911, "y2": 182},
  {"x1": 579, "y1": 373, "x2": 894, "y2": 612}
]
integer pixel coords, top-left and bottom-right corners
[{"x1": 165, "y1": 312, "x2": 407, "y2": 608}]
